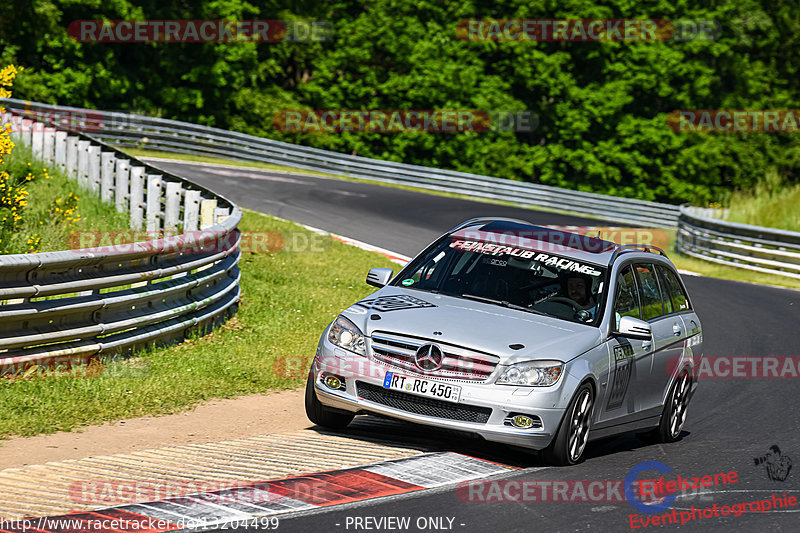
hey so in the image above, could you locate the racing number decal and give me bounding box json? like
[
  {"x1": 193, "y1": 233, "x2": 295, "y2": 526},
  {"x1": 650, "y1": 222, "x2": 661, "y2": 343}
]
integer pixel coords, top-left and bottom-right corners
[{"x1": 606, "y1": 343, "x2": 634, "y2": 410}]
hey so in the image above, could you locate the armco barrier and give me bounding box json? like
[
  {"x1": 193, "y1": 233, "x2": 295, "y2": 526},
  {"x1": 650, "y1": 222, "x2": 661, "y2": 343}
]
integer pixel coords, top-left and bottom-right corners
[
  {"x1": 0, "y1": 110, "x2": 241, "y2": 374},
  {"x1": 676, "y1": 204, "x2": 800, "y2": 280},
  {"x1": 0, "y1": 99, "x2": 680, "y2": 228}
]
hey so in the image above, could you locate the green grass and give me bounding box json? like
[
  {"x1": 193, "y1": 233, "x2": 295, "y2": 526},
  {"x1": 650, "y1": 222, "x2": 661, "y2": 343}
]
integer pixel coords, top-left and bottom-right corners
[
  {"x1": 0, "y1": 144, "x2": 129, "y2": 253},
  {"x1": 0, "y1": 211, "x2": 396, "y2": 439},
  {"x1": 725, "y1": 170, "x2": 800, "y2": 232}
]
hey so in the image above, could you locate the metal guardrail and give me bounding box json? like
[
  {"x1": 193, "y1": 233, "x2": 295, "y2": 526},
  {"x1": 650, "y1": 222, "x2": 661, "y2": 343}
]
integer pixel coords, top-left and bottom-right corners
[
  {"x1": 0, "y1": 99, "x2": 680, "y2": 228},
  {"x1": 0, "y1": 108, "x2": 241, "y2": 374},
  {"x1": 676, "y1": 204, "x2": 800, "y2": 280}
]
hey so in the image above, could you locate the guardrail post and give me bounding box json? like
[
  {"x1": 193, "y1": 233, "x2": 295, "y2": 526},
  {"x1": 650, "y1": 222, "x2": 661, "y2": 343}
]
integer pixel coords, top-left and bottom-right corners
[
  {"x1": 199, "y1": 199, "x2": 217, "y2": 230},
  {"x1": 42, "y1": 127, "x2": 55, "y2": 164},
  {"x1": 87, "y1": 145, "x2": 101, "y2": 193},
  {"x1": 54, "y1": 130, "x2": 67, "y2": 173},
  {"x1": 129, "y1": 166, "x2": 145, "y2": 230},
  {"x1": 77, "y1": 140, "x2": 90, "y2": 188},
  {"x1": 65, "y1": 136, "x2": 78, "y2": 178},
  {"x1": 100, "y1": 152, "x2": 115, "y2": 203},
  {"x1": 115, "y1": 159, "x2": 130, "y2": 214},
  {"x1": 183, "y1": 190, "x2": 201, "y2": 231},
  {"x1": 164, "y1": 182, "x2": 182, "y2": 235},
  {"x1": 21, "y1": 118, "x2": 32, "y2": 147},
  {"x1": 146, "y1": 174, "x2": 163, "y2": 235},
  {"x1": 215, "y1": 207, "x2": 230, "y2": 224},
  {"x1": 31, "y1": 124, "x2": 43, "y2": 157}
]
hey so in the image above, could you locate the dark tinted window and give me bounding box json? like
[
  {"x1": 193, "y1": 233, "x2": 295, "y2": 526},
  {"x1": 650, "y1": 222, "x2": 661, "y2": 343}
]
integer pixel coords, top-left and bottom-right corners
[
  {"x1": 656, "y1": 267, "x2": 674, "y2": 315},
  {"x1": 658, "y1": 265, "x2": 690, "y2": 312},
  {"x1": 635, "y1": 264, "x2": 664, "y2": 321},
  {"x1": 613, "y1": 265, "x2": 640, "y2": 329}
]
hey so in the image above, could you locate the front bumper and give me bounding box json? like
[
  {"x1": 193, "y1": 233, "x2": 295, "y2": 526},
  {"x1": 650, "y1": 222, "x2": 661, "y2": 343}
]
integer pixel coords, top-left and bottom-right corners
[{"x1": 312, "y1": 336, "x2": 574, "y2": 450}]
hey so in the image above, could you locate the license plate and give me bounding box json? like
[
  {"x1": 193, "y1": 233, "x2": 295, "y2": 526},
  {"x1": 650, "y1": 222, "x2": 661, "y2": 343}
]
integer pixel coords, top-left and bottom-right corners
[{"x1": 383, "y1": 372, "x2": 461, "y2": 403}]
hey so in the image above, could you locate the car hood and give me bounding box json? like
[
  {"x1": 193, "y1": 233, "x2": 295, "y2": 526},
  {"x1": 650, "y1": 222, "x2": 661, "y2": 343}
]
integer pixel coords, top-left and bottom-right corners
[{"x1": 340, "y1": 286, "x2": 603, "y2": 364}]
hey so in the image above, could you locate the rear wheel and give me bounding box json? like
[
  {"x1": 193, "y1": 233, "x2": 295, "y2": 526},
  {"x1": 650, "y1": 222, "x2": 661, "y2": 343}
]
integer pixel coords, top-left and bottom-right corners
[
  {"x1": 639, "y1": 370, "x2": 692, "y2": 443},
  {"x1": 304, "y1": 374, "x2": 354, "y2": 429},
  {"x1": 543, "y1": 383, "x2": 594, "y2": 466}
]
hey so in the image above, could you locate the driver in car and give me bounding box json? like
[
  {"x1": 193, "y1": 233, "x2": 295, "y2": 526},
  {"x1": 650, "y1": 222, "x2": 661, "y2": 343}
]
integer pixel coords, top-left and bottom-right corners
[{"x1": 563, "y1": 273, "x2": 598, "y2": 319}]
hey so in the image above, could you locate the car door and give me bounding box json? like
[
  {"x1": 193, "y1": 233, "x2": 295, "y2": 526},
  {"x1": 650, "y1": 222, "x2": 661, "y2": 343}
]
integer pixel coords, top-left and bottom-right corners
[
  {"x1": 633, "y1": 263, "x2": 687, "y2": 416},
  {"x1": 597, "y1": 264, "x2": 649, "y2": 424},
  {"x1": 656, "y1": 265, "x2": 702, "y2": 383}
]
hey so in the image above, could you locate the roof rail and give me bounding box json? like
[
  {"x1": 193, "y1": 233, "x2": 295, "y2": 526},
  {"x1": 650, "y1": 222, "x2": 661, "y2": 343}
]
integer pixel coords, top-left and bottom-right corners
[
  {"x1": 448, "y1": 217, "x2": 532, "y2": 234},
  {"x1": 609, "y1": 244, "x2": 668, "y2": 265}
]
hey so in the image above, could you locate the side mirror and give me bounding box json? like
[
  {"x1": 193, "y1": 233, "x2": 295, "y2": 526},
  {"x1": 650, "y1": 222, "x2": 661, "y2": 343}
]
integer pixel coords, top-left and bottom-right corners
[
  {"x1": 616, "y1": 316, "x2": 652, "y2": 340},
  {"x1": 366, "y1": 268, "x2": 393, "y2": 288}
]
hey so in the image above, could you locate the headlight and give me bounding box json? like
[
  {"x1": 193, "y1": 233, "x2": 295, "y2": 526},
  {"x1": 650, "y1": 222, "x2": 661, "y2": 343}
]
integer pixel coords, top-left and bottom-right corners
[
  {"x1": 496, "y1": 360, "x2": 564, "y2": 387},
  {"x1": 327, "y1": 316, "x2": 366, "y2": 356}
]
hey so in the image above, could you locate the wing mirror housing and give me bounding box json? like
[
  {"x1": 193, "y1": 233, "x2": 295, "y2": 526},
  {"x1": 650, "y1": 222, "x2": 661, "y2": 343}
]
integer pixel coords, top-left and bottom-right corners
[
  {"x1": 366, "y1": 268, "x2": 393, "y2": 288},
  {"x1": 615, "y1": 316, "x2": 652, "y2": 340}
]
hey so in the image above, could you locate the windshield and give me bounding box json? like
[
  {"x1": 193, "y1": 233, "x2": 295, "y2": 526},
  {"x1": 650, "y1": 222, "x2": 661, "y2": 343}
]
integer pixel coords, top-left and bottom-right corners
[{"x1": 393, "y1": 236, "x2": 607, "y2": 325}]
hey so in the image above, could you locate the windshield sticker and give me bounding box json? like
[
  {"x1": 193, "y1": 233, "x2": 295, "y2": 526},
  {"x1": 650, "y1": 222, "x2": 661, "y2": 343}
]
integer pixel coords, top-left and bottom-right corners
[
  {"x1": 451, "y1": 240, "x2": 603, "y2": 276},
  {"x1": 357, "y1": 295, "x2": 437, "y2": 312},
  {"x1": 401, "y1": 278, "x2": 415, "y2": 286}
]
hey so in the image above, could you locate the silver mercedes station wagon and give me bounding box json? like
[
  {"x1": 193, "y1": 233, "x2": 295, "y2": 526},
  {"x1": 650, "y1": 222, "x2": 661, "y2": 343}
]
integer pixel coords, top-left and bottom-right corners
[{"x1": 305, "y1": 218, "x2": 703, "y2": 465}]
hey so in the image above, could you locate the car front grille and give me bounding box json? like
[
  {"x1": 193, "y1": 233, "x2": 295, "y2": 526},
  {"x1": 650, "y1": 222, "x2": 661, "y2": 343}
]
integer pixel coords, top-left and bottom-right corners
[
  {"x1": 369, "y1": 331, "x2": 500, "y2": 382},
  {"x1": 355, "y1": 381, "x2": 492, "y2": 424}
]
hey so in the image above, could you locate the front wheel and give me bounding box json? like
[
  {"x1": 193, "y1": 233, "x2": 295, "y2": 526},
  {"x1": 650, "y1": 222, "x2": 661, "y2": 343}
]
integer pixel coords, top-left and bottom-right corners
[
  {"x1": 304, "y1": 373, "x2": 355, "y2": 429},
  {"x1": 543, "y1": 383, "x2": 594, "y2": 466}
]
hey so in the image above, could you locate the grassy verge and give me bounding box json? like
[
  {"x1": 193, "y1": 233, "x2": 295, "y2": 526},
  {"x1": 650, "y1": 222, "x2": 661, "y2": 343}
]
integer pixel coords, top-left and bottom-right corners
[
  {"x1": 0, "y1": 144, "x2": 129, "y2": 253},
  {"x1": 725, "y1": 171, "x2": 800, "y2": 232},
  {"x1": 0, "y1": 211, "x2": 396, "y2": 438},
  {"x1": 120, "y1": 147, "x2": 340, "y2": 179}
]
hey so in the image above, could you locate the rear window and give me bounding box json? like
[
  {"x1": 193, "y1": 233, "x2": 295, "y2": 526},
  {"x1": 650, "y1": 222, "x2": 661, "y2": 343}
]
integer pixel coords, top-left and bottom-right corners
[{"x1": 657, "y1": 265, "x2": 691, "y2": 312}]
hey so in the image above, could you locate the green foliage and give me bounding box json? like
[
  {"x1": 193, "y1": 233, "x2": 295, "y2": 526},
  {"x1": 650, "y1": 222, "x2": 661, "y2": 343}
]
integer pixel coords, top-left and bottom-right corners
[{"x1": 2, "y1": 0, "x2": 799, "y2": 205}]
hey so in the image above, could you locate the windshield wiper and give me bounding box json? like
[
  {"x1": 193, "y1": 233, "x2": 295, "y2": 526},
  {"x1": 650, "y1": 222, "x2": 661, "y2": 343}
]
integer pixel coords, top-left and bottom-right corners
[{"x1": 460, "y1": 294, "x2": 547, "y2": 316}]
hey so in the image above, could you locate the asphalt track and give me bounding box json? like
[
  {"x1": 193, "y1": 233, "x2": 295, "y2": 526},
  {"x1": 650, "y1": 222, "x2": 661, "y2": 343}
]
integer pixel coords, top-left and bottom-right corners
[{"x1": 150, "y1": 159, "x2": 800, "y2": 532}]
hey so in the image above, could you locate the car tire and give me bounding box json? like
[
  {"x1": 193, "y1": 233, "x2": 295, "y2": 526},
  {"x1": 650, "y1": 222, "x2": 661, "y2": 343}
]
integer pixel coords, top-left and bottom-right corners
[
  {"x1": 650, "y1": 370, "x2": 692, "y2": 443},
  {"x1": 543, "y1": 383, "x2": 594, "y2": 466},
  {"x1": 304, "y1": 373, "x2": 355, "y2": 429}
]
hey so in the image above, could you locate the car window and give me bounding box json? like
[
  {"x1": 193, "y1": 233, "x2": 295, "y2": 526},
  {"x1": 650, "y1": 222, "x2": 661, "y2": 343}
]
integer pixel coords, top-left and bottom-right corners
[
  {"x1": 657, "y1": 265, "x2": 691, "y2": 312},
  {"x1": 613, "y1": 265, "x2": 640, "y2": 329},
  {"x1": 394, "y1": 235, "x2": 607, "y2": 325},
  {"x1": 656, "y1": 266, "x2": 674, "y2": 315},
  {"x1": 634, "y1": 263, "x2": 665, "y2": 321}
]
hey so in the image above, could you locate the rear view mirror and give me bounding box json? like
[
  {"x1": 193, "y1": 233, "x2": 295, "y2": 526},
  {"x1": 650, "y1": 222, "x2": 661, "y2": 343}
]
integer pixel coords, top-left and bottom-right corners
[
  {"x1": 616, "y1": 316, "x2": 652, "y2": 340},
  {"x1": 366, "y1": 268, "x2": 393, "y2": 288}
]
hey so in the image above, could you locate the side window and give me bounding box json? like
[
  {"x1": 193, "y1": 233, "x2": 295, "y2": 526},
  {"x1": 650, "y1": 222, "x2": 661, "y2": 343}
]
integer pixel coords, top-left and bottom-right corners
[
  {"x1": 613, "y1": 265, "x2": 640, "y2": 329},
  {"x1": 635, "y1": 263, "x2": 665, "y2": 321},
  {"x1": 656, "y1": 267, "x2": 674, "y2": 315},
  {"x1": 658, "y1": 265, "x2": 691, "y2": 312}
]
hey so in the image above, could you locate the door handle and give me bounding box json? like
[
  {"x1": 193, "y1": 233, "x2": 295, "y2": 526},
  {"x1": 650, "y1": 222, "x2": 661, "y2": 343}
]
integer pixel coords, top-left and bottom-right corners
[
  {"x1": 642, "y1": 340, "x2": 652, "y2": 351},
  {"x1": 673, "y1": 323, "x2": 682, "y2": 336}
]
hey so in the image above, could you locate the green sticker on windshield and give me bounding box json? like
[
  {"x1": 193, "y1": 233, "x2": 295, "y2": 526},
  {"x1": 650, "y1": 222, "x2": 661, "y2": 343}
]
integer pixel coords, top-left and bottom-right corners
[{"x1": 401, "y1": 278, "x2": 414, "y2": 286}]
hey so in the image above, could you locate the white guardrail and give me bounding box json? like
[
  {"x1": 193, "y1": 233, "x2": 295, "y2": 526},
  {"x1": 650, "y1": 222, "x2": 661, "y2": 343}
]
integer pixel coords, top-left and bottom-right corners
[
  {"x1": 0, "y1": 106, "x2": 241, "y2": 374},
  {"x1": 0, "y1": 99, "x2": 680, "y2": 228},
  {"x1": 677, "y1": 205, "x2": 800, "y2": 280}
]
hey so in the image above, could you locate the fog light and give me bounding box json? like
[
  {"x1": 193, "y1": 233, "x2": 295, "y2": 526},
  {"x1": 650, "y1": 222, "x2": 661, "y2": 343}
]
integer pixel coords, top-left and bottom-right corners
[
  {"x1": 511, "y1": 415, "x2": 534, "y2": 429},
  {"x1": 323, "y1": 374, "x2": 345, "y2": 390}
]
